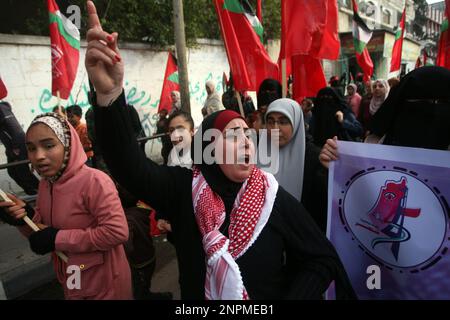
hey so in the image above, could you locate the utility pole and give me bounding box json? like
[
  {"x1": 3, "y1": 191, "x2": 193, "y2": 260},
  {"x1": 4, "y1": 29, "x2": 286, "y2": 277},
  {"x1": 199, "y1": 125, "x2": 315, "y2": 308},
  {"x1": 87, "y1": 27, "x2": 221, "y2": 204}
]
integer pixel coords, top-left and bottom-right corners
[{"x1": 173, "y1": 0, "x2": 191, "y2": 114}]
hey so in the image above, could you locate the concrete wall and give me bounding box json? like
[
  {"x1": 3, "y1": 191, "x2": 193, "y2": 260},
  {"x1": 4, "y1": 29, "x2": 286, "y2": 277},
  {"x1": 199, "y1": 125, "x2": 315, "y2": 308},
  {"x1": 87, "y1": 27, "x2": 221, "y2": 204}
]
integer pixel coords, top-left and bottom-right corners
[{"x1": 0, "y1": 34, "x2": 231, "y2": 194}]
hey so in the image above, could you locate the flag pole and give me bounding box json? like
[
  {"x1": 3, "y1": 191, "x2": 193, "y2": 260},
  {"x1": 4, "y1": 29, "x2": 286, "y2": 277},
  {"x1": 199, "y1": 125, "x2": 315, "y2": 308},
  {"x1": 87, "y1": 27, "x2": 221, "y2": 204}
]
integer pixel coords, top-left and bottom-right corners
[
  {"x1": 282, "y1": 59, "x2": 287, "y2": 98},
  {"x1": 173, "y1": 0, "x2": 191, "y2": 114},
  {"x1": 235, "y1": 91, "x2": 245, "y2": 118},
  {"x1": 75, "y1": 72, "x2": 87, "y2": 104},
  {"x1": 56, "y1": 90, "x2": 62, "y2": 116}
]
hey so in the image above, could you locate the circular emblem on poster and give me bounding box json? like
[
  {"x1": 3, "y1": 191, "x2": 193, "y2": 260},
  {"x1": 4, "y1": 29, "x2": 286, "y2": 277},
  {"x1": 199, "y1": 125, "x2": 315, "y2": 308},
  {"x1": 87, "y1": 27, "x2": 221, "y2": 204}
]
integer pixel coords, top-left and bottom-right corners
[{"x1": 339, "y1": 167, "x2": 449, "y2": 272}]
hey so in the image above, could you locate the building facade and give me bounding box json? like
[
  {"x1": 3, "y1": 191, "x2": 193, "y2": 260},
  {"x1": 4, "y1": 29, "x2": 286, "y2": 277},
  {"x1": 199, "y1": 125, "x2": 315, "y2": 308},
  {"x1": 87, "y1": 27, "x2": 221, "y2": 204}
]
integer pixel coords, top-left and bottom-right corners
[
  {"x1": 419, "y1": 1, "x2": 446, "y2": 65},
  {"x1": 338, "y1": 0, "x2": 415, "y2": 35},
  {"x1": 327, "y1": 0, "x2": 421, "y2": 80},
  {"x1": 426, "y1": 3, "x2": 445, "y2": 39}
]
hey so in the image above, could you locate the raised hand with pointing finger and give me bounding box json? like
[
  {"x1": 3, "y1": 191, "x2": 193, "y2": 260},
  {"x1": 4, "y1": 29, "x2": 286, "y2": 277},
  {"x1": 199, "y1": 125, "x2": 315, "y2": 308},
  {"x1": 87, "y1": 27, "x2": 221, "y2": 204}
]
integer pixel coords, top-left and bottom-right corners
[{"x1": 85, "y1": 1, "x2": 124, "y2": 106}]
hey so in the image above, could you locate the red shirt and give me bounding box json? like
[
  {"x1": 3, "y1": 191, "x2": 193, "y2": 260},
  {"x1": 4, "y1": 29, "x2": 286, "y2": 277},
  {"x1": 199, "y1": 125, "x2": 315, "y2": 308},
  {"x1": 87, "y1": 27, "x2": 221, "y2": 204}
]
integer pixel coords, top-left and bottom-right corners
[{"x1": 75, "y1": 122, "x2": 94, "y2": 158}]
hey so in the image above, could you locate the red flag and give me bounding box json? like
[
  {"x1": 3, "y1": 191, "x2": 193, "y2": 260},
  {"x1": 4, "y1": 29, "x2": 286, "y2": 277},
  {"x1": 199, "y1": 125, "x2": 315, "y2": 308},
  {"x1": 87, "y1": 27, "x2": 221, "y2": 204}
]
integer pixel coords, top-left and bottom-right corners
[
  {"x1": 357, "y1": 49, "x2": 374, "y2": 82},
  {"x1": 214, "y1": 0, "x2": 278, "y2": 91},
  {"x1": 292, "y1": 55, "x2": 327, "y2": 102},
  {"x1": 281, "y1": 0, "x2": 340, "y2": 60},
  {"x1": 415, "y1": 56, "x2": 422, "y2": 69},
  {"x1": 277, "y1": 1, "x2": 291, "y2": 80},
  {"x1": 279, "y1": 0, "x2": 339, "y2": 96},
  {"x1": 256, "y1": 0, "x2": 262, "y2": 24},
  {"x1": 352, "y1": 0, "x2": 374, "y2": 81},
  {"x1": 47, "y1": 0, "x2": 80, "y2": 99},
  {"x1": 437, "y1": 0, "x2": 450, "y2": 69},
  {"x1": 276, "y1": 52, "x2": 291, "y2": 95},
  {"x1": 0, "y1": 76, "x2": 7, "y2": 100},
  {"x1": 390, "y1": 7, "x2": 406, "y2": 73},
  {"x1": 415, "y1": 50, "x2": 430, "y2": 69},
  {"x1": 158, "y1": 51, "x2": 180, "y2": 112}
]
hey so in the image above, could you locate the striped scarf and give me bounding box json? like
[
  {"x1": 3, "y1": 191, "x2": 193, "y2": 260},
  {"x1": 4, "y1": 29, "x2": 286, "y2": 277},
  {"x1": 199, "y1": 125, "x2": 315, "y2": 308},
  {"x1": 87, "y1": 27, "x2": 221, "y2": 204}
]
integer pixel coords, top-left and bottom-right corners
[{"x1": 192, "y1": 166, "x2": 278, "y2": 300}]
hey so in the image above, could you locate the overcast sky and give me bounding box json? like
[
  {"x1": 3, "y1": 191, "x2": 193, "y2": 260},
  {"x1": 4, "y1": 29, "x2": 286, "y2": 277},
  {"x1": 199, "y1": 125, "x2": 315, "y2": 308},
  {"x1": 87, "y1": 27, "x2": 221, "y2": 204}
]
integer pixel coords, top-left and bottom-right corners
[{"x1": 426, "y1": 0, "x2": 444, "y2": 4}]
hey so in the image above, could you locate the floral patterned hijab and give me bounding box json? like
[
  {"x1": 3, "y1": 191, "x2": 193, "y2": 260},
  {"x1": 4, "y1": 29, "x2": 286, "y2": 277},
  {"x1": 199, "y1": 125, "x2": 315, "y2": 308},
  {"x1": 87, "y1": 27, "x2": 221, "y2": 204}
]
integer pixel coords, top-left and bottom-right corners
[{"x1": 28, "y1": 113, "x2": 71, "y2": 183}]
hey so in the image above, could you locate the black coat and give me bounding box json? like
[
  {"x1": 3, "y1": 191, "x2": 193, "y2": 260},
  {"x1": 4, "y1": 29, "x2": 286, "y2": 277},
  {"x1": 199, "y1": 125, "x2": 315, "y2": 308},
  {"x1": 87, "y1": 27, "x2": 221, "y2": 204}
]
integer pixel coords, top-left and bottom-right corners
[
  {"x1": 302, "y1": 135, "x2": 329, "y2": 232},
  {"x1": 94, "y1": 92, "x2": 355, "y2": 300},
  {"x1": 0, "y1": 102, "x2": 27, "y2": 160}
]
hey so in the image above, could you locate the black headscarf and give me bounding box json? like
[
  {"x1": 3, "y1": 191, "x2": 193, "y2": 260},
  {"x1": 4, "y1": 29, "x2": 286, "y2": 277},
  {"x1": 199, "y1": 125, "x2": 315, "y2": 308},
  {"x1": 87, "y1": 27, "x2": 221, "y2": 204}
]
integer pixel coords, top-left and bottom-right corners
[
  {"x1": 191, "y1": 110, "x2": 244, "y2": 219},
  {"x1": 257, "y1": 78, "x2": 282, "y2": 109},
  {"x1": 371, "y1": 66, "x2": 450, "y2": 150},
  {"x1": 312, "y1": 87, "x2": 350, "y2": 147}
]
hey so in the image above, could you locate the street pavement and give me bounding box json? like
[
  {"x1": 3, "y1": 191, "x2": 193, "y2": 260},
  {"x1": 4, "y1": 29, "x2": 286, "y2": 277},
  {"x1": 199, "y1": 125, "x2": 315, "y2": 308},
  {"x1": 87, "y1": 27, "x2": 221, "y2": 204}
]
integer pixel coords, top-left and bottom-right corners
[{"x1": 0, "y1": 223, "x2": 180, "y2": 300}]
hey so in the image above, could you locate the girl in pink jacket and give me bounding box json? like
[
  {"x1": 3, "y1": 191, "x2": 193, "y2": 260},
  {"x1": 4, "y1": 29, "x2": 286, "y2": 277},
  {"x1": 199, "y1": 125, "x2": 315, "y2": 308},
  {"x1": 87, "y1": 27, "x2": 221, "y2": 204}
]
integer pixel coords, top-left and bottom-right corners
[{"x1": 0, "y1": 113, "x2": 132, "y2": 299}]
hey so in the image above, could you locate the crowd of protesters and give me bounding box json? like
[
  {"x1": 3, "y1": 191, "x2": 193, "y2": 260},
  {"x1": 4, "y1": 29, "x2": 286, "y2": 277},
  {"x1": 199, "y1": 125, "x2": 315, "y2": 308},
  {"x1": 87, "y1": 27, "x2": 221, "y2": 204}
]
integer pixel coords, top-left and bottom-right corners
[{"x1": 0, "y1": 0, "x2": 449, "y2": 300}]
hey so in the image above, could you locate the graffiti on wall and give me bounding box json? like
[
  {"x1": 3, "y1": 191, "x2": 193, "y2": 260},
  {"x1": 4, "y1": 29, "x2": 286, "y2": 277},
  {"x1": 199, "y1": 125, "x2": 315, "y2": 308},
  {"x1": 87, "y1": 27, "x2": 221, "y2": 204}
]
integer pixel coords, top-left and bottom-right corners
[
  {"x1": 190, "y1": 72, "x2": 224, "y2": 105},
  {"x1": 34, "y1": 72, "x2": 225, "y2": 137}
]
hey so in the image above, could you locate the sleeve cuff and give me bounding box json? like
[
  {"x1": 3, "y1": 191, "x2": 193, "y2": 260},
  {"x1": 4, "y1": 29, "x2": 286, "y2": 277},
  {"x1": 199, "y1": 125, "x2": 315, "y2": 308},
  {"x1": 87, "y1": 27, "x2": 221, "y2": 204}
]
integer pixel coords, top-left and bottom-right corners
[{"x1": 93, "y1": 89, "x2": 126, "y2": 110}]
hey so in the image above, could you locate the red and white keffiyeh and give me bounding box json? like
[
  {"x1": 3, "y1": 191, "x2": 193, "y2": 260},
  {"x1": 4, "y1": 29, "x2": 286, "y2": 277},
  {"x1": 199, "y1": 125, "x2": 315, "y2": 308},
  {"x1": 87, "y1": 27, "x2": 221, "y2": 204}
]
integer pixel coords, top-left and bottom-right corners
[{"x1": 192, "y1": 166, "x2": 278, "y2": 300}]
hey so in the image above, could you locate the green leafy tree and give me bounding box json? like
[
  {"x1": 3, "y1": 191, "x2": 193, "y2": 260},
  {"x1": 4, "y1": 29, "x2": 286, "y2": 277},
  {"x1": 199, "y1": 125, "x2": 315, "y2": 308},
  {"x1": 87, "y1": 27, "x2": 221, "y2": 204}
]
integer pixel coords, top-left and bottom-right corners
[
  {"x1": 256, "y1": 0, "x2": 281, "y2": 41},
  {"x1": 0, "y1": 0, "x2": 280, "y2": 45}
]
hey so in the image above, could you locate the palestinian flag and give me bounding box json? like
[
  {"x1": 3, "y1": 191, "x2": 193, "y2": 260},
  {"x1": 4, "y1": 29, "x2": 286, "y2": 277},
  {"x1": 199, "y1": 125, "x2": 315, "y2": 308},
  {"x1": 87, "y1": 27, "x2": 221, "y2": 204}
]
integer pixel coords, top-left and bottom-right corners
[
  {"x1": 158, "y1": 51, "x2": 180, "y2": 112},
  {"x1": 437, "y1": 0, "x2": 450, "y2": 69},
  {"x1": 390, "y1": 7, "x2": 406, "y2": 73},
  {"x1": 47, "y1": 0, "x2": 80, "y2": 100},
  {"x1": 352, "y1": 0, "x2": 374, "y2": 81},
  {"x1": 214, "y1": 0, "x2": 278, "y2": 91},
  {"x1": 0, "y1": 76, "x2": 7, "y2": 100}
]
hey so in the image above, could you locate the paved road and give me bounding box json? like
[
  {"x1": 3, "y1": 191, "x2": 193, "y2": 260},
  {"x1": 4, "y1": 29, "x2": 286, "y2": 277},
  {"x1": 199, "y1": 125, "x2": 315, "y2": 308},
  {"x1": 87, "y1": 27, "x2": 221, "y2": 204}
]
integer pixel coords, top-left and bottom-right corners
[
  {"x1": 0, "y1": 223, "x2": 55, "y2": 300},
  {"x1": 0, "y1": 223, "x2": 180, "y2": 300}
]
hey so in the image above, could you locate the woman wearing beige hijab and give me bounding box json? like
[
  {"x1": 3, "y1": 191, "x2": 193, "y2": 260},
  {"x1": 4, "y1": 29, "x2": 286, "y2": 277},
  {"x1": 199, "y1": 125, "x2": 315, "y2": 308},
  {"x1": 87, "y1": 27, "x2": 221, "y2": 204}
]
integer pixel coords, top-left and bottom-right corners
[{"x1": 202, "y1": 81, "x2": 224, "y2": 117}]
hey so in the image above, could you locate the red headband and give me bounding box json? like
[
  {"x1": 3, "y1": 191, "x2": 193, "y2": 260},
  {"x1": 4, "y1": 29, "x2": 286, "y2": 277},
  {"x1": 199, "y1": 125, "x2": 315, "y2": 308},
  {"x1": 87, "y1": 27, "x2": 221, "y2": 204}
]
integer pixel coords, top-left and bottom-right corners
[{"x1": 213, "y1": 110, "x2": 244, "y2": 132}]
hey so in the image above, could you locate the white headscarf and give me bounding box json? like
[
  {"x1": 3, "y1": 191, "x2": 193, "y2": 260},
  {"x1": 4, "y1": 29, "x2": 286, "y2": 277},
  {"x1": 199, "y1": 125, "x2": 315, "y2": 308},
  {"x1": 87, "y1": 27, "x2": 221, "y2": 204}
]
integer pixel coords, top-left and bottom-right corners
[
  {"x1": 260, "y1": 98, "x2": 305, "y2": 201},
  {"x1": 29, "y1": 113, "x2": 71, "y2": 182},
  {"x1": 31, "y1": 115, "x2": 70, "y2": 148},
  {"x1": 369, "y1": 79, "x2": 390, "y2": 115},
  {"x1": 205, "y1": 80, "x2": 216, "y2": 95},
  {"x1": 171, "y1": 90, "x2": 181, "y2": 112},
  {"x1": 204, "y1": 81, "x2": 224, "y2": 114},
  {"x1": 167, "y1": 129, "x2": 193, "y2": 168},
  {"x1": 168, "y1": 147, "x2": 192, "y2": 168}
]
